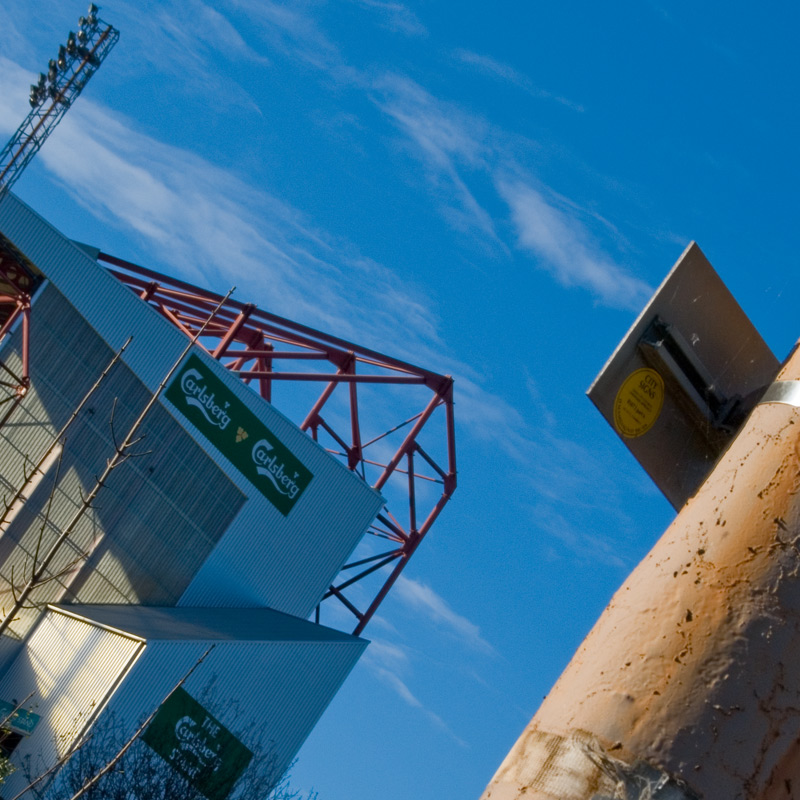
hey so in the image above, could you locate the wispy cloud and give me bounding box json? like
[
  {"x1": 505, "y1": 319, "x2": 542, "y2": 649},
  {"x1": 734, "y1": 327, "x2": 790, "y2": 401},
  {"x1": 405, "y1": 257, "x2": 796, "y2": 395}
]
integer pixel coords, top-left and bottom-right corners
[
  {"x1": 0, "y1": 59, "x2": 31, "y2": 135},
  {"x1": 393, "y1": 576, "x2": 495, "y2": 655},
  {"x1": 0, "y1": 5, "x2": 34, "y2": 63},
  {"x1": 369, "y1": 666, "x2": 468, "y2": 746},
  {"x1": 452, "y1": 49, "x2": 583, "y2": 112},
  {"x1": 146, "y1": 0, "x2": 269, "y2": 67},
  {"x1": 361, "y1": 638, "x2": 468, "y2": 746},
  {"x1": 0, "y1": 66, "x2": 438, "y2": 361},
  {"x1": 497, "y1": 178, "x2": 653, "y2": 310},
  {"x1": 364, "y1": 639, "x2": 410, "y2": 669},
  {"x1": 373, "y1": 73, "x2": 498, "y2": 239},
  {"x1": 531, "y1": 505, "x2": 628, "y2": 568},
  {"x1": 73, "y1": 0, "x2": 650, "y2": 315},
  {"x1": 352, "y1": 0, "x2": 427, "y2": 37},
  {"x1": 227, "y1": 0, "x2": 341, "y2": 70},
  {"x1": 371, "y1": 74, "x2": 650, "y2": 310}
]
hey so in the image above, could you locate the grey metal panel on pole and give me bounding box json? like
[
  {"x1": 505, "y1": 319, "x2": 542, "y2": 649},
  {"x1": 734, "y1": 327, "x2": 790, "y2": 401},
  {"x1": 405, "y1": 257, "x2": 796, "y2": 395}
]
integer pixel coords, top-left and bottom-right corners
[{"x1": 588, "y1": 241, "x2": 779, "y2": 509}]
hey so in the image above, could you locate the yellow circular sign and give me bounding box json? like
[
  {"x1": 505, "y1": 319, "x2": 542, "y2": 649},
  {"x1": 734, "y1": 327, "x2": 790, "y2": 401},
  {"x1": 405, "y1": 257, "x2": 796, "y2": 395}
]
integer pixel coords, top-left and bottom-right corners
[{"x1": 613, "y1": 368, "x2": 664, "y2": 438}]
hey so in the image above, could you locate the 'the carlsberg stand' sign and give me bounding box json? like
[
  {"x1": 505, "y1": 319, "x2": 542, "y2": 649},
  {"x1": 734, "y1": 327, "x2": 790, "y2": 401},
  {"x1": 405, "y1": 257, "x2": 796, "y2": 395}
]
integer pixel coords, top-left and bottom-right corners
[
  {"x1": 165, "y1": 354, "x2": 313, "y2": 516},
  {"x1": 143, "y1": 687, "x2": 253, "y2": 800}
]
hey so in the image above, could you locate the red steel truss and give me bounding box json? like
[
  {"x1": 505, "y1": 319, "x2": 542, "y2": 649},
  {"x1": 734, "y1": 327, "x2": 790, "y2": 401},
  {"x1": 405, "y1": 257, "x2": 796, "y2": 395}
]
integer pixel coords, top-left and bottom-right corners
[
  {"x1": 96, "y1": 252, "x2": 457, "y2": 636},
  {"x1": 0, "y1": 245, "x2": 457, "y2": 634},
  {"x1": 0, "y1": 235, "x2": 36, "y2": 427}
]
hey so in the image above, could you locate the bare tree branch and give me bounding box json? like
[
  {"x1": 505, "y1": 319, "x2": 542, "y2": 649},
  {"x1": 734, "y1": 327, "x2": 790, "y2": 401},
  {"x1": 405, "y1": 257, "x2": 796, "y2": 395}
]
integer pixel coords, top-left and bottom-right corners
[
  {"x1": 0, "y1": 291, "x2": 233, "y2": 636},
  {"x1": 0, "y1": 339, "x2": 130, "y2": 537},
  {"x1": 66, "y1": 645, "x2": 216, "y2": 800}
]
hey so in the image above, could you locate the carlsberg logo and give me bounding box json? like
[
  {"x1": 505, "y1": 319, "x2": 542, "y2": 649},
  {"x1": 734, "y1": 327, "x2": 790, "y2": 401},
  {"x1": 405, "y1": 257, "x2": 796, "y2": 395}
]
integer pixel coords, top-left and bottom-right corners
[
  {"x1": 167, "y1": 354, "x2": 313, "y2": 515},
  {"x1": 180, "y1": 369, "x2": 232, "y2": 430},
  {"x1": 173, "y1": 715, "x2": 223, "y2": 775},
  {"x1": 252, "y1": 438, "x2": 302, "y2": 499}
]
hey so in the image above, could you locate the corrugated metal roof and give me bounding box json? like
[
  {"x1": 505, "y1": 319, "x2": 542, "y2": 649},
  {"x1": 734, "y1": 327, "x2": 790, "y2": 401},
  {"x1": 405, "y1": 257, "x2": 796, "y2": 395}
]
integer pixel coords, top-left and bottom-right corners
[
  {"x1": 49, "y1": 604, "x2": 365, "y2": 644},
  {"x1": 0, "y1": 609, "x2": 144, "y2": 798},
  {"x1": 102, "y1": 638, "x2": 366, "y2": 793},
  {"x1": 0, "y1": 608, "x2": 365, "y2": 795},
  {"x1": 0, "y1": 191, "x2": 384, "y2": 619}
]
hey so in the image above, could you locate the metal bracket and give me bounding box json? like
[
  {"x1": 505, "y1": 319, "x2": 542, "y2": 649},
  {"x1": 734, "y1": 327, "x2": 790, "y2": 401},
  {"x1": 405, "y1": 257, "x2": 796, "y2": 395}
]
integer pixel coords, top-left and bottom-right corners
[{"x1": 638, "y1": 315, "x2": 746, "y2": 434}]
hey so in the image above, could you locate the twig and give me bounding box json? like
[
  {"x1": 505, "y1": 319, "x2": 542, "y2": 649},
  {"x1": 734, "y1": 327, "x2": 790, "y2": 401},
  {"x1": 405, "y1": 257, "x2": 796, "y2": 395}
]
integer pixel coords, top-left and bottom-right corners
[
  {"x1": 6, "y1": 732, "x2": 95, "y2": 800},
  {"x1": 67, "y1": 645, "x2": 216, "y2": 800},
  {"x1": 0, "y1": 290, "x2": 233, "y2": 637},
  {"x1": 0, "y1": 339, "x2": 130, "y2": 536}
]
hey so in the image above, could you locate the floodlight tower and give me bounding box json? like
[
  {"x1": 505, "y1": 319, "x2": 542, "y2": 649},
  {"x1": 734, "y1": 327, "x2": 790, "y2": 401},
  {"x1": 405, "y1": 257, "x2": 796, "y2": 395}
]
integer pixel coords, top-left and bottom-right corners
[{"x1": 0, "y1": 4, "x2": 119, "y2": 194}]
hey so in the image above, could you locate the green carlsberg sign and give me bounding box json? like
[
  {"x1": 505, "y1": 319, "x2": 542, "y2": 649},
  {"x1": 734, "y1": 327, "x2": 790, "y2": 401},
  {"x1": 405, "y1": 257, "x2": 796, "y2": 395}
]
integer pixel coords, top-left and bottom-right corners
[
  {"x1": 143, "y1": 687, "x2": 253, "y2": 800},
  {"x1": 165, "y1": 353, "x2": 313, "y2": 516}
]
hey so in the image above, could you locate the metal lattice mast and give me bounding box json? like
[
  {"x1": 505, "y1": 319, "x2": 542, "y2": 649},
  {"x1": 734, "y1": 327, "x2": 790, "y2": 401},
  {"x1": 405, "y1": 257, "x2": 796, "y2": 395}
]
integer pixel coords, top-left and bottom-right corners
[{"x1": 0, "y1": 4, "x2": 119, "y2": 194}]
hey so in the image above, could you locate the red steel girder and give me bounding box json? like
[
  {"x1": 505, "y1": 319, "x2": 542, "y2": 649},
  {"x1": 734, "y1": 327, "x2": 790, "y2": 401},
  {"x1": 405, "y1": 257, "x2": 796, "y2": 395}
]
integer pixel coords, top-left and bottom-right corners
[
  {"x1": 98, "y1": 251, "x2": 457, "y2": 635},
  {"x1": 0, "y1": 244, "x2": 34, "y2": 404}
]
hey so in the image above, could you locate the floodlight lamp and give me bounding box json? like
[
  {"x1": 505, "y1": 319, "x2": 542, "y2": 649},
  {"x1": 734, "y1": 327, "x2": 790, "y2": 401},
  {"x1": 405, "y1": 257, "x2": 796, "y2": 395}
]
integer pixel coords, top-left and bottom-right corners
[
  {"x1": 57, "y1": 45, "x2": 67, "y2": 70},
  {"x1": 67, "y1": 32, "x2": 77, "y2": 54},
  {"x1": 29, "y1": 86, "x2": 40, "y2": 108},
  {"x1": 37, "y1": 73, "x2": 46, "y2": 90},
  {"x1": 77, "y1": 29, "x2": 87, "y2": 43},
  {"x1": 87, "y1": 3, "x2": 98, "y2": 24},
  {"x1": 47, "y1": 60, "x2": 58, "y2": 82}
]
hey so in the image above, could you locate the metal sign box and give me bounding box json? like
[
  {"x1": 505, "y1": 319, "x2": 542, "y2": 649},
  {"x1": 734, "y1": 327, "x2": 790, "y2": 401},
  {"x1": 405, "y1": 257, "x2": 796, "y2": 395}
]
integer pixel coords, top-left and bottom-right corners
[{"x1": 588, "y1": 242, "x2": 780, "y2": 510}]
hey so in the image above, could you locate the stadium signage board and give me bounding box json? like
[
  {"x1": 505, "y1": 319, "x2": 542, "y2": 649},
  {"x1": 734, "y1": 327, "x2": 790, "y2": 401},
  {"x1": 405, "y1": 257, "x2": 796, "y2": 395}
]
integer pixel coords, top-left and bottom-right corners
[{"x1": 166, "y1": 353, "x2": 313, "y2": 515}]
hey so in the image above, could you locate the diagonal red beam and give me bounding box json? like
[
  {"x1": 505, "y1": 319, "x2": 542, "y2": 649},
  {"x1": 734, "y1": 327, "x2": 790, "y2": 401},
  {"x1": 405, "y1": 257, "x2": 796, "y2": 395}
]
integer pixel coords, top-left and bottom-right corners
[
  {"x1": 101, "y1": 252, "x2": 449, "y2": 386},
  {"x1": 96, "y1": 252, "x2": 458, "y2": 635}
]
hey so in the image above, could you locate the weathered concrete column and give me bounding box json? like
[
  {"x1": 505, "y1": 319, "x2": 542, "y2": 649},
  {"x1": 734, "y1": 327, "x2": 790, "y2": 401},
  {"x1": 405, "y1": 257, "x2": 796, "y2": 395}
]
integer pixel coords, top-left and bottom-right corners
[{"x1": 481, "y1": 343, "x2": 800, "y2": 800}]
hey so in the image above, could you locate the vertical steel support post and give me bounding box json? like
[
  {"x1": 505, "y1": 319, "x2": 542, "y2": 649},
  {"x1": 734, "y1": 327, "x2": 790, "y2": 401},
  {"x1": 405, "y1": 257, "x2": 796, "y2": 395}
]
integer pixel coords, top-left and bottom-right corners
[
  {"x1": 347, "y1": 354, "x2": 362, "y2": 471},
  {"x1": 20, "y1": 303, "x2": 30, "y2": 391}
]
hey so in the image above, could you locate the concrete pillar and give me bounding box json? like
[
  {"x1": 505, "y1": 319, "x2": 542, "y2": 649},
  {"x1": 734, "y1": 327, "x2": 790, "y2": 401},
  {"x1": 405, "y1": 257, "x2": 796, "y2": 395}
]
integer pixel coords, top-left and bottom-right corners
[{"x1": 481, "y1": 344, "x2": 800, "y2": 800}]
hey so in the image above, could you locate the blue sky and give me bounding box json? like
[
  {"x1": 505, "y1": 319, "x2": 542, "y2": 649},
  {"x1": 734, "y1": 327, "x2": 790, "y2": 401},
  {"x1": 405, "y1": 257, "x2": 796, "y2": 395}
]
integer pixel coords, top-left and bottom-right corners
[{"x1": 2, "y1": 2, "x2": 800, "y2": 799}]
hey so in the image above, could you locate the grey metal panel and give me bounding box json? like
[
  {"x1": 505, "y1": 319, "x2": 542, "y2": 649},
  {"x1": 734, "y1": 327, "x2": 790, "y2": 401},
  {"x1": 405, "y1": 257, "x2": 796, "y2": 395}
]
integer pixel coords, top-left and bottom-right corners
[
  {"x1": 176, "y1": 448, "x2": 384, "y2": 617},
  {"x1": 588, "y1": 242, "x2": 779, "y2": 510},
  {"x1": 50, "y1": 604, "x2": 362, "y2": 643},
  {"x1": 0, "y1": 192, "x2": 384, "y2": 617},
  {"x1": 99, "y1": 636, "x2": 366, "y2": 795},
  {"x1": 0, "y1": 608, "x2": 144, "y2": 798},
  {"x1": 0, "y1": 285, "x2": 246, "y2": 640}
]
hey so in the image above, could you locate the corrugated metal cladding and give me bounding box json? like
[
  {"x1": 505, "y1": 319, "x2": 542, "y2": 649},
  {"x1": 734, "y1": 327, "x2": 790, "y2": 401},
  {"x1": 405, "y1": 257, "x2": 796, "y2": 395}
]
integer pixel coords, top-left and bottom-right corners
[
  {"x1": 0, "y1": 637, "x2": 23, "y2": 683},
  {"x1": 0, "y1": 191, "x2": 188, "y2": 389},
  {"x1": 7, "y1": 606, "x2": 365, "y2": 799},
  {"x1": 0, "y1": 608, "x2": 144, "y2": 799},
  {"x1": 48, "y1": 604, "x2": 363, "y2": 644},
  {"x1": 0, "y1": 191, "x2": 384, "y2": 617},
  {"x1": 176, "y1": 448, "x2": 384, "y2": 617},
  {"x1": 98, "y1": 642, "x2": 365, "y2": 796},
  {"x1": 0, "y1": 284, "x2": 246, "y2": 642}
]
